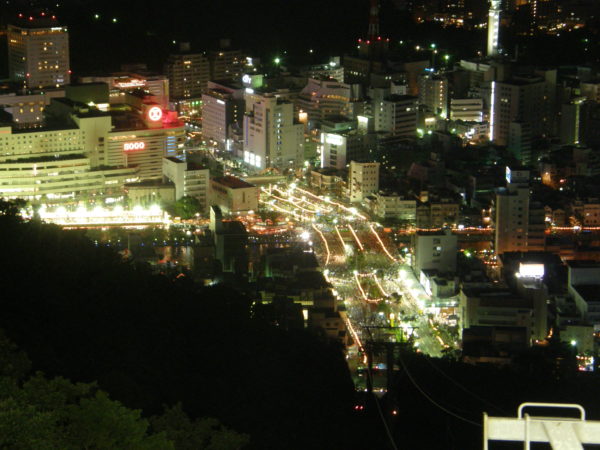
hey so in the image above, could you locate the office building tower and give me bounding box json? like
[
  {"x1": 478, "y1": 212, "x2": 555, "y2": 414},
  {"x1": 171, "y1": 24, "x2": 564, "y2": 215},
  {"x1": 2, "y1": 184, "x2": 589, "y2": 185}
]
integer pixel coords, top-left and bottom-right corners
[
  {"x1": 8, "y1": 16, "x2": 70, "y2": 89},
  {"x1": 494, "y1": 167, "x2": 545, "y2": 254},
  {"x1": 209, "y1": 39, "x2": 243, "y2": 81},
  {"x1": 418, "y1": 74, "x2": 448, "y2": 118},
  {"x1": 165, "y1": 44, "x2": 210, "y2": 102},
  {"x1": 487, "y1": 0, "x2": 501, "y2": 57},
  {"x1": 201, "y1": 89, "x2": 240, "y2": 150},
  {"x1": 490, "y1": 76, "x2": 548, "y2": 146},
  {"x1": 374, "y1": 94, "x2": 418, "y2": 136},
  {"x1": 349, "y1": 161, "x2": 379, "y2": 202},
  {"x1": 243, "y1": 94, "x2": 304, "y2": 170}
]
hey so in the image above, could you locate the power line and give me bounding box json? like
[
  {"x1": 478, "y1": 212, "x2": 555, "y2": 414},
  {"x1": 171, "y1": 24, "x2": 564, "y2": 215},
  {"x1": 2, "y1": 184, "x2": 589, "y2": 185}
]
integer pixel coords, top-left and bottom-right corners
[
  {"x1": 397, "y1": 351, "x2": 482, "y2": 428},
  {"x1": 364, "y1": 355, "x2": 399, "y2": 450},
  {"x1": 363, "y1": 328, "x2": 399, "y2": 450},
  {"x1": 422, "y1": 355, "x2": 509, "y2": 415}
]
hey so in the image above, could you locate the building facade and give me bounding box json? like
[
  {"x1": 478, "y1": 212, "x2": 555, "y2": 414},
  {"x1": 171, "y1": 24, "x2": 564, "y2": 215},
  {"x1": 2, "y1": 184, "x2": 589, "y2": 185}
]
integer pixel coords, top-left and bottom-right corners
[{"x1": 8, "y1": 19, "x2": 70, "y2": 89}]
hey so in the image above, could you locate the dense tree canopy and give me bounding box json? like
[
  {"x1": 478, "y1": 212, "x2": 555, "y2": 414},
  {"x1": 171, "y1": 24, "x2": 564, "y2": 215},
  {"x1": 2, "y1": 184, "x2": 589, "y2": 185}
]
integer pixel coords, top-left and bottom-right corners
[{"x1": 0, "y1": 208, "x2": 374, "y2": 449}]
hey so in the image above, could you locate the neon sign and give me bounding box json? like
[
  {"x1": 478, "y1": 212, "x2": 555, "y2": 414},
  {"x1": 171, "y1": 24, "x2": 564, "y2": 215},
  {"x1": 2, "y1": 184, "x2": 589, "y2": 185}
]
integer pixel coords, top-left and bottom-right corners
[
  {"x1": 148, "y1": 106, "x2": 162, "y2": 122},
  {"x1": 124, "y1": 142, "x2": 146, "y2": 151},
  {"x1": 115, "y1": 79, "x2": 146, "y2": 89}
]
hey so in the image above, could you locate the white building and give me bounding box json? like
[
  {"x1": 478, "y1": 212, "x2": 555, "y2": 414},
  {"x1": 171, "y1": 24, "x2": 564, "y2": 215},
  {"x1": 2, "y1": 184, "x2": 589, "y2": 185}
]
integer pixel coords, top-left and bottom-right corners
[
  {"x1": 8, "y1": 18, "x2": 70, "y2": 89},
  {"x1": 370, "y1": 192, "x2": 416, "y2": 222},
  {"x1": 412, "y1": 229, "x2": 458, "y2": 276},
  {"x1": 487, "y1": 0, "x2": 502, "y2": 57},
  {"x1": 348, "y1": 161, "x2": 379, "y2": 202},
  {"x1": 0, "y1": 84, "x2": 185, "y2": 204},
  {"x1": 490, "y1": 76, "x2": 548, "y2": 146},
  {"x1": 0, "y1": 89, "x2": 65, "y2": 125},
  {"x1": 373, "y1": 95, "x2": 417, "y2": 136},
  {"x1": 201, "y1": 88, "x2": 239, "y2": 150},
  {"x1": 494, "y1": 168, "x2": 545, "y2": 254},
  {"x1": 210, "y1": 175, "x2": 258, "y2": 214},
  {"x1": 162, "y1": 157, "x2": 210, "y2": 210},
  {"x1": 295, "y1": 78, "x2": 351, "y2": 124},
  {"x1": 450, "y1": 98, "x2": 483, "y2": 122},
  {"x1": 320, "y1": 128, "x2": 374, "y2": 170},
  {"x1": 243, "y1": 94, "x2": 304, "y2": 170}
]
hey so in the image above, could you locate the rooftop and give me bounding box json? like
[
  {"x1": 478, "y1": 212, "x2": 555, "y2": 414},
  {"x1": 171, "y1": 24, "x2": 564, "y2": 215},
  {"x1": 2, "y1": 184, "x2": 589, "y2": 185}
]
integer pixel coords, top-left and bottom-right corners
[{"x1": 212, "y1": 175, "x2": 255, "y2": 189}]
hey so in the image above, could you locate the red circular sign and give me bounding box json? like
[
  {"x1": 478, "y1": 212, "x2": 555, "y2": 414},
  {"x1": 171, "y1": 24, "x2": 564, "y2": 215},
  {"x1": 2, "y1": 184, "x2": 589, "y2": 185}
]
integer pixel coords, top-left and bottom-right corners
[{"x1": 148, "y1": 106, "x2": 162, "y2": 122}]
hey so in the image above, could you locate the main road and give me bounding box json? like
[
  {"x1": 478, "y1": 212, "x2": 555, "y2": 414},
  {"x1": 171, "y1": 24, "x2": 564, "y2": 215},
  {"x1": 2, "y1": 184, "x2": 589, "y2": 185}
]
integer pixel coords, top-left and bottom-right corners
[{"x1": 259, "y1": 182, "x2": 452, "y2": 362}]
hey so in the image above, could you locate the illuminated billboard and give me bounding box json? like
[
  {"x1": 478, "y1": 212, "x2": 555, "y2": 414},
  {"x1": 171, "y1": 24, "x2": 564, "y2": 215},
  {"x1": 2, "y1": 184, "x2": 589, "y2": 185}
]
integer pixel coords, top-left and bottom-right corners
[
  {"x1": 124, "y1": 142, "x2": 146, "y2": 151},
  {"x1": 518, "y1": 263, "x2": 544, "y2": 278}
]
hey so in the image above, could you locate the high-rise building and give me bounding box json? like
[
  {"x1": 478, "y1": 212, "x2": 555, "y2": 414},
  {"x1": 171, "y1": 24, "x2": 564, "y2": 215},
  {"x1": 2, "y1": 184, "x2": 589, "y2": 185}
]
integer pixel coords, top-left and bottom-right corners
[
  {"x1": 165, "y1": 44, "x2": 210, "y2": 102},
  {"x1": 490, "y1": 76, "x2": 548, "y2": 146},
  {"x1": 201, "y1": 89, "x2": 240, "y2": 150},
  {"x1": 349, "y1": 161, "x2": 379, "y2": 202},
  {"x1": 209, "y1": 39, "x2": 243, "y2": 81},
  {"x1": 7, "y1": 16, "x2": 70, "y2": 89},
  {"x1": 487, "y1": 0, "x2": 501, "y2": 57},
  {"x1": 507, "y1": 121, "x2": 532, "y2": 165},
  {"x1": 374, "y1": 94, "x2": 417, "y2": 136},
  {"x1": 560, "y1": 97, "x2": 585, "y2": 145},
  {"x1": 418, "y1": 74, "x2": 448, "y2": 118},
  {"x1": 243, "y1": 94, "x2": 304, "y2": 170},
  {"x1": 494, "y1": 167, "x2": 545, "y2": 255}
]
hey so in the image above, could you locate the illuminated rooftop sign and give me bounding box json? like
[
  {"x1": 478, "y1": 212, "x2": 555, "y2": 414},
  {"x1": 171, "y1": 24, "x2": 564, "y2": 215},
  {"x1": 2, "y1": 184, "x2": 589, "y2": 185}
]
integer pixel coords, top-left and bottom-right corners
[
  {"x1": 148, "y1": 106, "x2": 162, "y2": 122},
  {"x1": 518, "y1": 263, "x2": 544, "y2": 278}
]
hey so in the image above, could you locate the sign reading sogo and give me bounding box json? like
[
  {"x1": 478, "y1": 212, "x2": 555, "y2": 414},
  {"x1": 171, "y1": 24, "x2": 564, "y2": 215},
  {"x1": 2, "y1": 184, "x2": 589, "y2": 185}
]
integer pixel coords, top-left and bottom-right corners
[{"x1": 124, "y1": 142, "x2": 146, "y2": 151}]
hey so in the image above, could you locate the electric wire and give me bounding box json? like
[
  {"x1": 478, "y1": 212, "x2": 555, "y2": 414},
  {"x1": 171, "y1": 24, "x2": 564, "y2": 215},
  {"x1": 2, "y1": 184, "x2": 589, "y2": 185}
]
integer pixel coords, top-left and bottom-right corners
[
  {"x1": 422, "y1": 355, "x2": 509, "y2": 415},
  {"x1": 364, "y1": 355, "x2": 399, "y2": 450},
  {"x1": 397, "y1": 351, "x2": 482, "y2": 428}
]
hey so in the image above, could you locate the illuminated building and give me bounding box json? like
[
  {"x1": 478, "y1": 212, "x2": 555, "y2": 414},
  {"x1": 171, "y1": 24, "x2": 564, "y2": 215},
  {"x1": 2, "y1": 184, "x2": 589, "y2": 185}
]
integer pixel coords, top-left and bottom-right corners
[
  {"x1": 369, "y1": 192, "x2": 416, "y2": 222},
  {"x1": 494, "y1": 168, "x2": 545, "y2": 255},
  {"x1": 490, "y1": 76, "x2": 548, "y2": 146},
  {"x1": 162, "y1": 157, "x2": 209, "y2": 211},
  {"x1": 165, "y1": 43, "x2": 209, "y2": 115},
  {"x1": 210, "y1": 176, "x2": 258, "y2": 214},
  {"x1": 7, "y1": 16, "x2": 70, "y2": 89},
  {"x1": 80, "y1": 72, "x2": 170, "y2": 109},
  {"x1": 418, "y1": 73, "x2": 448, "y2": 118},
  {"x1": 0, "y1": 88, "x2": 65, "y2": 126},
  {"x1": 243, "y1": 93, "x2": 304, "y2": 170},
  {"x1": 412, "y1": 229, "x2": 457, "y2": 276},
  {"x1": 459, "y1": 280, "x2": 548, "y2": 344},
  {"x1": 201, "y1": 88, "x2": 239, "y2": 150},
  {"x1": 320, "y1": 125, "x2": 374, "y2": 170},
  {"x1": 299, "y1": 59, "x2": 344, "y2": 83},
  {"x1": 450, "y1": 98, "x2": 483, "y2": 122},
  {"x1": 209, "y1": 39, "x2": 243, "y2": 81},
  {"x1": 0, "y1": 83, "x2": 185, "y2": 204},
  {"x1": 348, "y1": 161, "x2": 379, "y2": 202},
  {"x1": 487, "y1": 0, "x2": 501, "y2": 57},
  {"x1": 560, "y1": 98, "x2": 585, "y2": 145},
  {"x1": 374, "y1": 94, "x2": 417, "y2": 136},
  {"x1": 295, "y1": 78, "x2": 351, "y2": 127}
]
